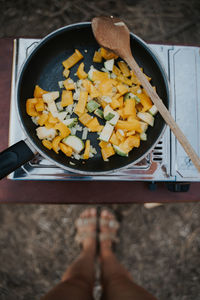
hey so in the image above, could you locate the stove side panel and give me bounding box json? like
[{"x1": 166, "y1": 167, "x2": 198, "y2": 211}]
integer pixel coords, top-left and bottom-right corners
[{"x1": 169, "y1": 46, "x2": 200, "y2": 181}]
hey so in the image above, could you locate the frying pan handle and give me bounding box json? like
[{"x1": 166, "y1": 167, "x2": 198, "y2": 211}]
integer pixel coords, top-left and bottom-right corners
[{"x1": 0, "y1": 140, "x2": 35, "y2": 180}]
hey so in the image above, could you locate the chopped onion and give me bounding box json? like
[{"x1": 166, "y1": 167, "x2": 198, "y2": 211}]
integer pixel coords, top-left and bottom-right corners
[
  {"x1": 70, "y1": 127, "x2": 77, "y2": 135},
  {"x1": 101, "y1": 96, "x2": 112, "y2": 103},
  {"x1": 118, "y1": 129, "x2": 125, "y2": 136},
  {"x1": 31, "y1": 116, "x2": 39, "y2": 125},
  {"x1": 90, "y1": 146, "x2": 97, "y2": 154},
  {"x1": 82, "y1": 127, "x2": 88, "y2": 140},
  {"x1": 110, "y1": 73, "x2": 117, "y2": 79},
  {"x1": 58, "y1": 81, "x2": 64, "y2": 88},
  {"x1": 73, "y1": 90, "x2": 80, "y2": 100},
  {"x1": 73, "y1": 153, "x2": 81, "y2": 160},
  {"x1": 75, "y1": 124, "x2": 83, "y2": 131},
  {"x1": 65, "y1": 104, "x2": 73, "y2": 114}
]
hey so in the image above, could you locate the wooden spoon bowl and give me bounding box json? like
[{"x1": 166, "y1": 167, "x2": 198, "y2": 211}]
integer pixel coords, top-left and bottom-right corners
[{"x1": 92, "y1": 16, "x2": 200, "y2": 172}]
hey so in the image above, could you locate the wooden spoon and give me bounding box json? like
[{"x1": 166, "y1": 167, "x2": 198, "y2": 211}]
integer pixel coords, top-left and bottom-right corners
[{"x1": 92, "y1": 16, "x2": 200, "y2": 172}]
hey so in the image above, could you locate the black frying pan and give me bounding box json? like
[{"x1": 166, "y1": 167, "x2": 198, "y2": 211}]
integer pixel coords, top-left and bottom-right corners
[{"x1": 0, "y1": 22, "x2": 170, "y2": 179}]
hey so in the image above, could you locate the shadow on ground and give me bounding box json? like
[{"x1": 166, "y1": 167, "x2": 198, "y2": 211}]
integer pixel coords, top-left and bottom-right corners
[{"x1": 0, "y1": 203, "x2": 200, "y2": 300}]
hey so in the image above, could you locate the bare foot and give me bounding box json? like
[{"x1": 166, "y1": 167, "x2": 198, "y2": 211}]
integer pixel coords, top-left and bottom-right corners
[
  {"x1": 100, "y1": 209, "x2": 119, "y2": 256},
  {"x1": 75, "y1": 208, "x2": 97, "y2": 253}
]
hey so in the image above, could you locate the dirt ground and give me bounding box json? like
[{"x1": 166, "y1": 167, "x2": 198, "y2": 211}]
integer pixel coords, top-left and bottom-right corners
[{"x1": 0, "y1": 0, "x2": 200, "y2": 299}]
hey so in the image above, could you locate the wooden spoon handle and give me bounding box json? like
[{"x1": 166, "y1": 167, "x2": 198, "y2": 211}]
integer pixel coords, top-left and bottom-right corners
[{"x1": 125, "y1": 55, "x2": 200, "y2": 172}]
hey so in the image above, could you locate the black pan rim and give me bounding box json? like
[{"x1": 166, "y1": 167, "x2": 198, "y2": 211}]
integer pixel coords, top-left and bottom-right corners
[{"x1": 16, "y1": 22, "x2": 170, "y2": 175}]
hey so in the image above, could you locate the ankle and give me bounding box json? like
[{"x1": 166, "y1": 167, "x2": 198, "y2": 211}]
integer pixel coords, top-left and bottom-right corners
[{"x1": 100, "y1": 247, "x2": 113, "y2": 259}]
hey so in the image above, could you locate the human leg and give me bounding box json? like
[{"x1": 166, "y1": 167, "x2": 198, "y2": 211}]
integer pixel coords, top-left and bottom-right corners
[
  {"x1": 41, "y1": 208, "x2": 97, "y2": 300},
  {"x1": 100, "y1": 210, "x2": 157, "y2": 300}
]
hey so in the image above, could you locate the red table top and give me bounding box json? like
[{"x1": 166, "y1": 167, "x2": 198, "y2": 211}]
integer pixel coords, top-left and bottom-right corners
[{"x1": 0, "y1": 38, "x2": 200, "y2": 204}]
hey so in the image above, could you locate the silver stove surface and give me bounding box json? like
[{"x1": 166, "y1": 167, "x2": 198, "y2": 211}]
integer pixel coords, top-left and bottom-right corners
[{"x1": 8, "y1": 38, "x2": 200, "y2": 181}]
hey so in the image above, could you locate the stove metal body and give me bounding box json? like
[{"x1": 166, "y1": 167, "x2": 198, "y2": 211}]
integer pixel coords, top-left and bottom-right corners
[{"x1": 8, "y1": 38, "x2": 200, "y2": 181}]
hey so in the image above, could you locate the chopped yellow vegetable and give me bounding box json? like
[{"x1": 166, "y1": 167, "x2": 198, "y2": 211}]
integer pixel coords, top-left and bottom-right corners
[
  {"x1": 63, "y1": 78, "x2": 75, "y2": 90},
  {"x1": 62, "y1": 49, "x2": 83, "y2": 69},
  {"x1": 116, "y1": 120, "x2": 142, "y2": 133},
  {"x1": 100, "y1": 47, "x2": 118, "y2": 60},
  {"x1": 130, "y1": 70, "x2": 141, "y2": 85},
  {"x1": 118, "y1": 96, "x2": 124, "y2": 108},
  {"x1": 119, "y1": 135, "x2": 140, "y2": 153},
  {"x1": 112, "y1": 65, "x2": 121, "y2": 76},
  {"x1": 117, "y1": 84, "x2": 129, "y2": 95},
  {"x1": 34, "y1": 85, "x2": 48, "y2": 98},
  {"x1": 44, "y1": 121, "x2": 54, "y2": 129},
  {"x1": 82, "y1": 79, "x2": 92, "y2": 92},
  {"x1": 138, "y1": 93, "x2": 153, "y2": 112},
  {"x1": 77, "y1": 62, "x2": 88, "y2": 79},
  {"x1": 126, "y1": 130, "x2": 136, "y2": 136},
  {"x1": 63, "y1": 68, "x2": 70, "y2": 78},
  {"x1": 86, "y1": 117, "x2": 102, "y2": 132},
  {"x1": 117, "y1": 74, "x2": 132, "y2": 86},
  {"x1": 99, "y1": 79, "x2": 113, "y2": 96},
  {"x1": 79, "y1": 113, "x2": 93, "y2": 126},
  {"x1": 74, "y1": 90, "x2": 88, "y2": 114},
  {"x1": 124, "y1": 99, "x2": 136, "y2": 117},
  {"x1": 42, "y1": 139, "x2": 52, "y2": 150},
  {"x1": 116, "y1": 130, "x2": 125, "y2": 142},
  {"x1": 90, "y1": 84, "x2": 100, "y2": 98},
  {"x1": 117, "y1": 108, "x2": 125, "y2": 119},
  {"x1": 48, "y1": 112, "x2": 59, "y2": 125},
  {"x1": 38, "y1": 113, "x2": 48, "y2": 126},
  {"x1": 99, "y1": 141, "x2": 109, "y2": 148},
  {"x1": 110, "y1": 132, "x2": 120, "y2": 146},
  {"x1": 61, "y1": 90, "x2": 73, "y2": 107},
  {"x1": 52, "y1": 136, "x2": 62, "y2": 154},
  {"x1": 55, "y1": 122, "x2": 71, "y2": 138},
  {"x1": 117, "y1": 61, "x2": 130, "y2": 77},
  {"x1": 93, "y1": 51, "x2": 102, "y2": 63},
  {"x1": 59, "y1": 143, "x2": 73, "y2": 157},
  {"x1": 101, "y1": 144, "x2": 115, "y2": 161},
  {"x1": 83, "y1": 140, "x2": 90, "y2": 159},
  {"x1": 35, "y1": 98, "x2": 45, "y2": 112},
  {"x1": 110, "y1": 95, "x2": 120, "y2": 110},
  {"x1": 26, "y1": 98, "x2": 38, "y2": 117},
  {"x1": 130, "y1": 85, "x2": 141, "y2": 94},
  {"x1": 28, "y1": 48, "x2": 156, "y2": 162},
  {"x1": 92, "y1": 70, "x2": 109, "y2": 81}
]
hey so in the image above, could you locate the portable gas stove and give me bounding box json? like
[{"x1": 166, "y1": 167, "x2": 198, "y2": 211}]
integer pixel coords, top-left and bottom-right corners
[{"x1": 8, "y1": 38, "x2": 200, "y2": 187}]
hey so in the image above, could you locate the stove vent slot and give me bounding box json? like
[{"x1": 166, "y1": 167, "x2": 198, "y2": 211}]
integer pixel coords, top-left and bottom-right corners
[{"x1": 152, "y1": 141, "x2": 163, "y2": 162}]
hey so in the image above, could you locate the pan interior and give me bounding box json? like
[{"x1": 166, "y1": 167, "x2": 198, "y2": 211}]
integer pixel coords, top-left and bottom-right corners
[{"x1": 18, "y1": 24, "x2": 169, "y2": 173}]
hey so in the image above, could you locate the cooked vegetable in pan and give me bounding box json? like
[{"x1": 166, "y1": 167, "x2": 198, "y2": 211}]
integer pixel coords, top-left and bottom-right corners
[{"x1": 26, "y1": 48, "x2": 158, "y2": 161}]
